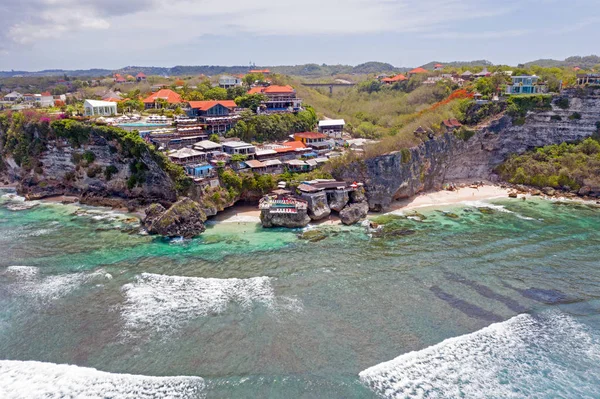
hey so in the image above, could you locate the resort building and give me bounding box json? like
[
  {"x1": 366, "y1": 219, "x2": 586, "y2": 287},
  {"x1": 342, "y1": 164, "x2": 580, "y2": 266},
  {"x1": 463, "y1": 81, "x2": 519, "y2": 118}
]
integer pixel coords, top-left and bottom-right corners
[
  {"x1": 219, "y1": 75, "x2": 243, "y2": 89},
  {"x1": 294, "y1": 132, "x2": 329, "y2": 152},
  {"x1": 475, "y1": 68, "x2": 491, "y2": 78},
  {"x1": 576, "y1": 74, "x2": 600, "y2": 85},
  {"x1": 84, "y1": 99, "x2": 117, "y2": 116},
  {"x1": 434, "y1": 63, "x2": 444, "y2": 71},
  {"x1": 407, "y1": 67, "x2": 428, "y2": 77},
  {"x1": 248, "y1": 85, "x2": 302, "y2": 113},
  {"x1": 461, "y1": 71, "x2": 474, "y2": 80},
  {"x1": 3, "y1": 91, "x2": 22, "y2": 102},
  {"x1": 506, "y1": 76, "x2": 546, "y2": 95},
  {"x1": 381, "y1": 74, "x2": 407, "y2": 85},
  {"x1": 193, "y1": 140, "x2": 223, "y2": 158},
  {"x1": 442, "y1": 119, "x2": 462, "y2": 132},
  {"x1": 136, "y1": 72, "x2": 147, "y2": 82},
  {"x1": 187, "y1": 100, "x2": 239, "y2": 134},
  {"x1": 142, "y1": 89, "x2": 183, "y2": 109},
  {"x1": 318, "y1": 119, "x2": 345, "y2": 138},
  {"x1": 249, "y1": 69, "x2": 271, "y2": 75},
  {"x1": 168, "y1": 148, "x2": 207, "y2": 165},
  {"x1": 222, "y1": 141, "x2": 256, "y2": 158},
  {"x1": 184, "y1": 164, "x2": 215, "y2": 179}
]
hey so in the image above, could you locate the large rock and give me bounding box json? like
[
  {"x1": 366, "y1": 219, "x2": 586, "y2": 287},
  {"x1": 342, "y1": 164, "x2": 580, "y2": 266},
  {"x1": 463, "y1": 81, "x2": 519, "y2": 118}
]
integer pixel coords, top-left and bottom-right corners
[
  {"x1": 260, "y1": 210, "x2": 311, "y2": 228},
  {"x1": 349, "y1": 187, "x2": 367, "y2": 203},
  {"x1": 578, "y1": 186, "x2": 591, "y2": 196},
  {"x1": 339, "y1": 202, "x2": 369, "y2": 225},
  {"x1": 301, "y1": 191, "x2": 331, "y2": 221},
  {"x1": 327, "y1": 190, "x2": 349, "y2": 212},
  {"x1": 144, "y1": 197, "x2": 206, "y2": 238},
  {"x1": 542, "y1": 187, "x2": 556, "y2": 196}
]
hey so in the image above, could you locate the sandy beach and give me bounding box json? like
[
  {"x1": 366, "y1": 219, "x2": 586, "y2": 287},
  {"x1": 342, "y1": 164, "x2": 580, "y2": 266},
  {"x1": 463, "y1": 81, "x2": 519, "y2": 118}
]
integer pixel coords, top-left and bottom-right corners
[
  {"x1": 213, "y1": 184, "x2": 513, "y2": 224},
  {"x1": 387, "y1": 184, "x2": 511, "y2": 213}
]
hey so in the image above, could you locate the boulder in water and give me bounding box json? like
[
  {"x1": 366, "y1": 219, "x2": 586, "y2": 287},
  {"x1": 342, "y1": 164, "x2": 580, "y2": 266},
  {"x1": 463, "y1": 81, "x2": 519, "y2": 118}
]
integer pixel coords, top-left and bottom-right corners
[
  {"x1": 143, "y1": 198, "x2": 206, "y2": 238},
  {"x1": 339, "y1": 202, "x2": 369, "y2": 225}
]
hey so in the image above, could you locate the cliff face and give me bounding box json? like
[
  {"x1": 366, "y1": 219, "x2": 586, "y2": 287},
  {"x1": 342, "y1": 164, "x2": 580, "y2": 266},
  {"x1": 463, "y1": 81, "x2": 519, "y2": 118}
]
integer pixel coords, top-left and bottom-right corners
[
  {"x1": 2, "y1": 122, "x2": 178, "y2": 208},
  {"x1": 336, "y1": 89, "x2": 600, "y2": 210}
]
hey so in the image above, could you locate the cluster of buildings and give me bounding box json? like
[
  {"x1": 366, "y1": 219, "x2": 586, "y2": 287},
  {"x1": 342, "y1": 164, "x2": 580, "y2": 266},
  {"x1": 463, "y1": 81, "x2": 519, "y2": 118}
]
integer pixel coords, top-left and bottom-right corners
[{"x1": 1, "y1": 91, "x2": 67, "y2": 108}]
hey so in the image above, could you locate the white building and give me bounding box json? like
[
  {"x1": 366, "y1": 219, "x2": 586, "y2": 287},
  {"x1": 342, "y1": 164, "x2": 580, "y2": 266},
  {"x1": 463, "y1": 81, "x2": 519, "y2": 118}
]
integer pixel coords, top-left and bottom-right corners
[
  {"x1": 318, "y1": 119, "x2": 345, "y2": 138},
  {"x1": 84, "y1": 99, "x2": 118, "y2": 116},
  {"x1": 3, "y1": 91, "x2": 22, "y2": 102},
  {"x1": 222, "y1": 141, "x2": 256, "y2": 158},
  {"x1": 219, "y1": 75, "x2": 243, "y2": 89}
]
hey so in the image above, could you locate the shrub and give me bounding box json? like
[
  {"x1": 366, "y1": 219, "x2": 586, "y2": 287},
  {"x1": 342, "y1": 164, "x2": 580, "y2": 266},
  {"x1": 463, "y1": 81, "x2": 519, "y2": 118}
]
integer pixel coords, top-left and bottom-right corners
[
  {"x1": 400, "y1": 148, "x2": 411, "y2": 164},
  {"x1": 550, "y1": 115, "x2": 562, "y2": 121},
  {"x1": 82, "y1": 150, "x2": 96, "y2": 164},
  {"x1": 104, "y1": 165, "x2": 118, "y2": 180},
  {"x1": 454, "y1": 127, "x2": 476, "y2": 141},
  {"x1": 86, "y1": 165, "x2": 102, "y2": 178},
  {"x1": 555, "y1": 97, "x2": 569, "y2": 109},
  {"x1": 569, "y1": 112, "x2": 582, "y2": 120}
]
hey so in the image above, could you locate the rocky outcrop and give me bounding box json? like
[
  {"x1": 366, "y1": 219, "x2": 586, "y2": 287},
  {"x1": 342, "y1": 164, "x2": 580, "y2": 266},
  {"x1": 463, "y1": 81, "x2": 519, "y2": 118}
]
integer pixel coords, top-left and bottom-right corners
[
  {"x1": 143, "y1": 197, "x2": 206, "y2": 238},
  {"x1": 9, "y1": 130, "x2": 177, "y2": 208},
  {"x1": 301, "y1": 191, "x2": 331, "y2": 221},
  {"x1": 327, "y1": 190, "x2": 349, "y2": 212},
  {"x1": 339, "y1": 202, "x2": 369, "y2": 225},
  {"x1": 335, "y1": 89, "x2": 600, "y2": 210},
  {"x1": 260, "y1": 211, "x2": 311, "y2": 228}
]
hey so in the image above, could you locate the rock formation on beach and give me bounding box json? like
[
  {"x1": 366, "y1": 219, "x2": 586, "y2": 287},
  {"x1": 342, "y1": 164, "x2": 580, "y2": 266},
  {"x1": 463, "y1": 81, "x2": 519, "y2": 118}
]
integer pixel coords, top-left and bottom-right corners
[{"x1": 143, "y1": 197, "x2": 207, "y2": 238}]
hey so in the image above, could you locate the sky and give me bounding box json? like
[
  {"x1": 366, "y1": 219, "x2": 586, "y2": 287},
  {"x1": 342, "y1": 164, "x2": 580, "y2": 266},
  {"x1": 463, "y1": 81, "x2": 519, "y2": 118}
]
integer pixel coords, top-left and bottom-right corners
[{"x1": 0, "y1": 0, "x2": 598, "y2": 71}]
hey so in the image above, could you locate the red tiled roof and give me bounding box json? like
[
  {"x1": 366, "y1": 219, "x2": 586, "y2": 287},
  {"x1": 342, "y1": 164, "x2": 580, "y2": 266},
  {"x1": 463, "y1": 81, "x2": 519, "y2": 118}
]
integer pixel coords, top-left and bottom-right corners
[
  {"x1": 136, "y1": 72, "x2": 146, "y2": 78},
  {"x1": 294, "y1": 132, "x2": 327, "y2": 140},
  {"x1": 442, "y1": 118, "x2": 462, "y2": 127},
  {"x1": 409, "y1": 67, "x2": 428, "y2": 74},
  {"x1": 115, "y1": 78, "x2": 127, "y2": 83},
  {"x1": 275, "y1": 141, "x2": 307, "y2": 153},
  {"x1": 247, "y1": 85, "x2": 295, "y2": 95},
  {"x1": 142, "y1": 89, "x2": 183, "y2": 104},
  {"x1": 264, "y1": 85, "x2": 294, "y2": 94},
  {"x1": 187, "y1": 100, "x2": 236, "y2": 111},
  {"x1": 250, "y1": 69, "x2": 270, "y2": 74},
  {"x1": 41, "y1": 91, "x2": 51, "y2": 96},
  {"x1": 382, "y1": 74, "x2": 407, "y2": 83},
  {"x1": 104, "y1": 97, "x2": 122, "y2": 103},
  {"x1": 434, "y1": 63, "x2": 443, "y2": 68}
]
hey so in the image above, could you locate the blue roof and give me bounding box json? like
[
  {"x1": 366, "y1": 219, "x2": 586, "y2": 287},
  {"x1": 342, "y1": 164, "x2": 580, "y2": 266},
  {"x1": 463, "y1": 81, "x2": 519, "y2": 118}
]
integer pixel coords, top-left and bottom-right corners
[{"x1": 302, "y1": 152, "x2": 318, "y2": 158}]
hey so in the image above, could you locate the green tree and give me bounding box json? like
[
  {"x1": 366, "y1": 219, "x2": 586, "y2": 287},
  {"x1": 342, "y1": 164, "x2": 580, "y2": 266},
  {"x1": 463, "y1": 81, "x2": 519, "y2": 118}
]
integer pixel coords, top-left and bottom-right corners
[
  {"x1": 209, "y1": 134, "x2": 220, "y2": 143},
  {"x1": 204, "y1": 87, "x2": 227, "y2": 100},
  {"x1": 235, "y1": 94, "x2": 267, "y2": 112}
]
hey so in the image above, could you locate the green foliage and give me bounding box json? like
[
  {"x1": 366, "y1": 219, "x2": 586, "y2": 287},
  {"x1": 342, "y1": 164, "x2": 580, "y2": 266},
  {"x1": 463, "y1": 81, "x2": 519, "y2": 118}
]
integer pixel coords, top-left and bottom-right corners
[
  {"x1": 104, "y1": 165, "x2": 118, "y2": 180},
  {"x1": 550, "y1": 115, "x2": 562, "y2": 121},
  {"x1": 569, "y1": 112, "x2": 582, "y2": 120},
  {"x1": 204, "y1": 87, "x2": 227, "y2": 100},
  {"x1": 454, "y1": 126, "x2": 476, "y2": 141},
  {"x1": 208, "y1": 134, "x2": 220, "y2": 143},
  {"x1": 456, "y1": 100, "x2": 505, "y2": 125},
  {"x1": 82, "y1": 150, "x2": 95, "y2": 164},
  {"x1": 497, "y1": 137, "x2": 600, "y2": 190},
  {"x1": 230, "y1": 154, "x2": 248, "y2": 163},
  {"x1": 506, "y1": 95, "x2": 552, "y2": 120},
  {"x1": 228, "y1": 106, "x2": 317, "y2": 142},
  {"x1": 86, "y1": 165, "x2": 102, "y2": 178},
  {"x1": 357, "y1": 80, "x2": 382, "y2": 94},
  {"x1": 555, "y1": 97, "x2": 570, "y2": 109},
  {"x1": 400, "y1": 148, "x2": 411, "y2": 164},
  {"x1": 235, "y1": 94, "x2": 267, "y2": 112}
]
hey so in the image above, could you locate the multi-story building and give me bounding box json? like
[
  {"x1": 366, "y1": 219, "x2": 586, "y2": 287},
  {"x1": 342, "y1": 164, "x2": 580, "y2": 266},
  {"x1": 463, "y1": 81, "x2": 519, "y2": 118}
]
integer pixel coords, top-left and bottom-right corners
[
  {"x1": 219, "y1": 75, "x2": 243, "y2": 89},
  {"x1": 506, "y1": 76, "x2": 546, "y2": 95},
  {"x1": 186, "y1": 100, "x2": 239, "y2": 134},
  {"x1": 248, "y1": 85, "x2": 302, "y2": 113},
  {"x1": 142, "y1": 89, "x2": 183, "y2": 109}
]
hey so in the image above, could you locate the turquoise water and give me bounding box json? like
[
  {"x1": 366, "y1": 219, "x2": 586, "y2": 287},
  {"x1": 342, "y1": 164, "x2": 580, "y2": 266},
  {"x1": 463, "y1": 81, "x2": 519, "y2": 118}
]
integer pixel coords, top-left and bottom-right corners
[{"x1": 1, "y1": 189, "x2": 600, "y2": 398}]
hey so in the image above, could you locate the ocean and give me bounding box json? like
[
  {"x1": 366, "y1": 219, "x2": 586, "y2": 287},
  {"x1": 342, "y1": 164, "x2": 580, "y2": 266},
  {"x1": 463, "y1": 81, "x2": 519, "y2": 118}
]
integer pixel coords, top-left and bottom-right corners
[{"x1": 1, "y1": 188, "x2": 600, "y2": 398}]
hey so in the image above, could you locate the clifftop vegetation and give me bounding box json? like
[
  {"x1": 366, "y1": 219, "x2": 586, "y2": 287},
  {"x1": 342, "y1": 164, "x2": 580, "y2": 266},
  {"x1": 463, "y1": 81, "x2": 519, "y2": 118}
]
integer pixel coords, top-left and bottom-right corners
[{"x1": 497, "y1": 135, "x2": 600, "y2": 190}]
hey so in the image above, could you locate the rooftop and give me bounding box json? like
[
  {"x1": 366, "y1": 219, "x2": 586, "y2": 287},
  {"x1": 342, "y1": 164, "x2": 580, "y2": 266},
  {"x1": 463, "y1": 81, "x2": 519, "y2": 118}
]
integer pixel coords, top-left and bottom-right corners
[
  {"x1": 188, "y1": 100, "x2": 237, "y2": 111},
  {"x1": 294, "y1": 132, "x2": 327, "y2": 140},
  {"x1": 142, "y1": 89, "x2": 183, "y2": 104},
  {"x1": 319, "y1": 119, "x2": 346, "y2": 127},
  {"x1": 222, "y1": 141, "x2": 255, "y2": 148},
  {"x1": 193, "y1": 140, "x2": 223, "y2": 150},
  {"x1": 84, "y1": 99, "x2": 117, "y2": 107}
]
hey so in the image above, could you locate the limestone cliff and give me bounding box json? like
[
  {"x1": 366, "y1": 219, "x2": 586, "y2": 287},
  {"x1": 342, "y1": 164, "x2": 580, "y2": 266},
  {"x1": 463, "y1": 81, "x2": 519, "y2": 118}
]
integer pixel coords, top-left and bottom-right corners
[
  {"x1": 0, "y1": 118, "x2": 184, "y2": 209},
  {"x1": 335, "y1": 89, "x2": 600, "y2": 210}
]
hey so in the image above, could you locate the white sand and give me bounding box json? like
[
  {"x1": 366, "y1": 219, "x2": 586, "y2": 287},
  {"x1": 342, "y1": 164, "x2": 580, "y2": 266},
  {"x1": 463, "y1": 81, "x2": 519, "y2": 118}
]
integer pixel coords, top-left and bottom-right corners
[{"x1": 386, "y1": 185, "x2": 511, "y2": 213}]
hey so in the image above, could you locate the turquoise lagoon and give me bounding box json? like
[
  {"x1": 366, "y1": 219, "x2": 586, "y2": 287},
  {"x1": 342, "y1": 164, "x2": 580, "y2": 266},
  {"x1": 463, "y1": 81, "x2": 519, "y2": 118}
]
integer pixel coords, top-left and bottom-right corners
[{"x1": 1, "y1": 189, "x2": 600, "y2": 398}]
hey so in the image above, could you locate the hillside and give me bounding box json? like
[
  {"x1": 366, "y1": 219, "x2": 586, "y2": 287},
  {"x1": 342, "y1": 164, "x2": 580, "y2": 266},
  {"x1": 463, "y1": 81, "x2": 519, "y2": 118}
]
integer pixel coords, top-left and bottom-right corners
[{"x1": 525, "y1": 55, "x2": 600, "y2": 69}]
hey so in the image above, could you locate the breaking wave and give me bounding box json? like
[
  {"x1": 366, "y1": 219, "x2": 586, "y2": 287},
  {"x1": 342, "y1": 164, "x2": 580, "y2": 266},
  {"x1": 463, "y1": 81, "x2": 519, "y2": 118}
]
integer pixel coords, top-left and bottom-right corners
[
  {"x1": 121, "y1": 273, "x2": 296, "y2": 335},
  {"x1": 359, "y1": 312, "x2": 600, "y2": 398},
  {"x1": 0, "y1": 360, "x2": 205, "y2": 399},
  {"x1": 2, "y1": 266, "x2": 107, "y2": 301}
]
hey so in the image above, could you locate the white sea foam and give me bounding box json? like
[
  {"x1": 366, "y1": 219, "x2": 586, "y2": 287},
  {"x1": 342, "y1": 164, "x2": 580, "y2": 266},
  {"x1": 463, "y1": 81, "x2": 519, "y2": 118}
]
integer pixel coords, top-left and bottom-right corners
[
  {"x1": 462, "y1": 200, "x2": 514, "y2": 213},
  {"x1": 359, "y1": 312, "x2": 600, "y2": 398},
  {"x1": 3, "y1": 266, "x2": 107, "y2": 301},
  {"x1": 0, "y1": 360, "x2": 205, "y2": 399},
  {"x1": 121, "y1": 273, "x2": 279, "y2": 334}
]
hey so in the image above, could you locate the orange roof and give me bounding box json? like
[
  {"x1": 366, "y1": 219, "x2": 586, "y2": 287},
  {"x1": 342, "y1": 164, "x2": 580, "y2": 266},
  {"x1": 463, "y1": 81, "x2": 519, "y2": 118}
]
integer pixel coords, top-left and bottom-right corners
[
  {"x1": 188, "y1": 100, "x2": 236, "y2": 111},
  {"x1": 275, "y1": 141, "x2": 307, "y2": 153},
  {"x1": 104, "y1": 97, "x2": 122, "y2": 103},
  {"x1": 136, "y1": 72, "x2": 146, "y2": 78},
  {"x1": 409, "y1": 67, "x2": 428, "y2": 74},
  {"x1": 434, "y1": 63, "x2": 443, "y2": 67},
  {"x1": 264, "y1": 85, "x2": 294, "y2": 94},
  {"x1": 382, "y1": 74, "x2": 407, "y2": 83},
  {"x1": 142, "y1": 89, "x2": 183, "y2": 104},
  {"x1": 41, "y1": 91, "x2": 51, "y2": 96},
  {"x1": 247, "y1": 86, "x2": 265, "y2": 95},
  {"x1": 250, "y1": 69, "x2": 270, "y2": 74},
  {"x1": 294, "y1": 132, "x2": 327, "y2": 140}
]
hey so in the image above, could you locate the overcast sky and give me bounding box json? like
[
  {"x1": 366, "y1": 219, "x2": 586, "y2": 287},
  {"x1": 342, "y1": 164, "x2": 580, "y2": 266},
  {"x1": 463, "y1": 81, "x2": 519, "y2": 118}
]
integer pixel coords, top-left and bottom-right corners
[{"x1": 0, "y1": 0, "x2": 598, "y2": 71}]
